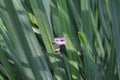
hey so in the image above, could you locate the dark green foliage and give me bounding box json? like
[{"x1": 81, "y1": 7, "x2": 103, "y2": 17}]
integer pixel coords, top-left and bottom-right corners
[{"x1": 0, "y1": 0, "x2": 120, "y2": 80}]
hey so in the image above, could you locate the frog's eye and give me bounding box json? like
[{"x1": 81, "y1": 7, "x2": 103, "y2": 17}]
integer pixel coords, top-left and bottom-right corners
[{"x1": 60, "y1": 39, "x2": 64, "y2": 42}]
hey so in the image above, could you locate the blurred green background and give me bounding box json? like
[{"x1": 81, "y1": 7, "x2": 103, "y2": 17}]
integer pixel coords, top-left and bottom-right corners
[{"x1": 0, "y1": 0, "x2": 120, "y2": 80}]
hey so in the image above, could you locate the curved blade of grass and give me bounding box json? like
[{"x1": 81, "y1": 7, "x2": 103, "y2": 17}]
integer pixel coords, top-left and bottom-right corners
[
  {"x1": 29, "y1": 0, "x2": 54, "y2": 53},
  {"x1": 81, "y1": 0, "x2": 93, "y2": 42},
  {"x1": 0, "y1": 0, "x2": 42, "y2": 80},
  {"x1": 80, "y1": 0, "x2": 97, "y2": 62},
  {"x1": 50, "y1": 1, "x2": 63, "y2": 37},
  {"x1": 99, "y1": 0, "x2": 110, "y2": 38},
  {"x1": 41, "y1": 0, "x2": 51, "y2": 27},
  {"x1": 90, "y1": 9, "x2": 105, "y2": 59},
  {"x1": 0, "y1": 47, "x2": 16, "y2": 80},
  {"x1": 0, "y1": 1, "x2": 33, "y2": 80},
  {"x1": 78, "y1": 32, "x2": 102, "y2": 80},
  {"x1": 50, "y1": 1, "x2": 72, "y2": 80},
  {"x1": 29, "y1": 0, "x2": 66, "y2": 80},
  {"x1": 56, "y1": 0, "x2": 80, "y2": 80},
  {"x1": 0, "y1": 18, "x2": 33, "y2": 80},
  {"x1": 12, "y1": 0, "x2": 53, "y2": 80},
  {"x1": 108, "y1": 0, "x2": 120, "y2": 79},
  {"x1": 66, "y1": 0, "x2": 82, "y2": 31}
]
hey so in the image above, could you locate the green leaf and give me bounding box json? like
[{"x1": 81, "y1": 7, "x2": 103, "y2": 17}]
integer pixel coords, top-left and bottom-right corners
[
  {"x1": 78, "y1": 32, "x2": 102, "y2": 80},
  {"x1": 0, "y1": 47, "x2": 16, "y2": 80}
]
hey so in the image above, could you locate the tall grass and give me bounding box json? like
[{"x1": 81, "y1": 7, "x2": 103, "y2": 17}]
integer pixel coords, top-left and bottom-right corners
[{"x1": 0, "y1": 0, "x2": 120, "y2": 80}]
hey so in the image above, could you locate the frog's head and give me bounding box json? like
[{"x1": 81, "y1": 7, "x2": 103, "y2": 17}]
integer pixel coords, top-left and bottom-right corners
[{"x1": 53, "y1": 38, "x2": 67, "y2": 45}]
